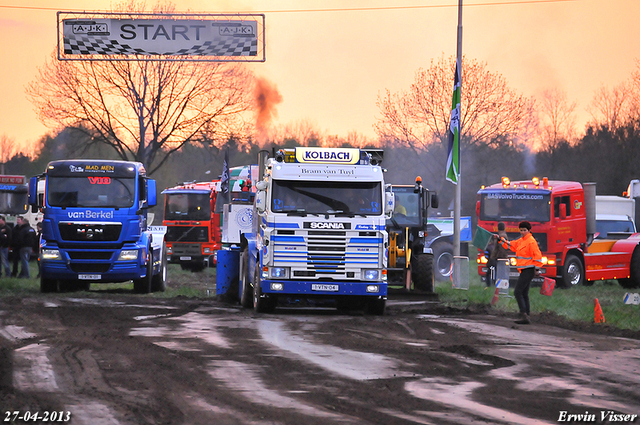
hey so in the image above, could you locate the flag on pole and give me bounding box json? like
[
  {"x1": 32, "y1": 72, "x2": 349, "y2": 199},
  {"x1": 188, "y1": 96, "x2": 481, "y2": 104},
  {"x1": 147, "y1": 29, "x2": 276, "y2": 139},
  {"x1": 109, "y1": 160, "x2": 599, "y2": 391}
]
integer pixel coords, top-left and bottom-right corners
[
  {"x1": 220, "y1": 148, "x2": 230, "y2": 205},
  {"x1": 446, "y1": 59, "x2": 461, "y2": 184}
]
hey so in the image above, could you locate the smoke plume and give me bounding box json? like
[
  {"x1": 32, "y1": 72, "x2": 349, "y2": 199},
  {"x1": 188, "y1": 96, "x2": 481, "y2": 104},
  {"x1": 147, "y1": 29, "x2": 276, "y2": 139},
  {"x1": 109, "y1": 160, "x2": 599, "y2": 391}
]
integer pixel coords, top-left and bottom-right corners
[{"x1": 254, "y1": 77, "x2": 283, "y2": 145}]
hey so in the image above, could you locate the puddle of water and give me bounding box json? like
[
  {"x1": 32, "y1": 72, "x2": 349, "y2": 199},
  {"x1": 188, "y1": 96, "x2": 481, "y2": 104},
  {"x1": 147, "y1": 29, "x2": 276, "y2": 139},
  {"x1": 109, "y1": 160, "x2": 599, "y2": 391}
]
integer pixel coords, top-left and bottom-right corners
[
  {"x1": 208, "y1": 360, "x2": 348, "y2": 421},
  {"x1": 405, "y1": 377, "x2": 552, "y2": 425},
  {"x1": 13, "y1": 343, "x2": 58, "y2": 392},
  {"x1": 0, "y1": 325, "x2": 37, "y2": 342},
  {"x1": 65, "y1": 400, "x2": 121, "y2": 425},
  {"x1": 133, "y1": 314, "x2": 173, "y2": 321},
  {"x1": 428, "y1": 317, "x2": 640, "y2": 413},
  {"x1": 130, "y1": 312, "x2": 232, "y2": 350},
  {"x1": 257, "y1": 320, "x2": 412, "y2": 381}
]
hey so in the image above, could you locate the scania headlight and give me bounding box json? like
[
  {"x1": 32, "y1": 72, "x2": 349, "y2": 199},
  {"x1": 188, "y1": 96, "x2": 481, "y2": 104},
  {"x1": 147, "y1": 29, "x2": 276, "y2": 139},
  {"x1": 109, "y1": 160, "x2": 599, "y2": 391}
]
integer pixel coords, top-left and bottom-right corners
[
  {"x1": 41, "y1": 249, "x2": 62, "y2": 261},
  {"x1": 118, "y1": 250, "x2": 139, "y2": 261},
  {"x1": 366, "y1": 285, "x2": 380, "y2": 293},
  {"x1": 270, "y1": 267, "x2": 289, "y2": 279},
  {"x1": 204, "y1": 247, "x2": 211, "y2": 254},
  {"x1": 363, "y1": 269, "x2": 380, "y2": 281}
]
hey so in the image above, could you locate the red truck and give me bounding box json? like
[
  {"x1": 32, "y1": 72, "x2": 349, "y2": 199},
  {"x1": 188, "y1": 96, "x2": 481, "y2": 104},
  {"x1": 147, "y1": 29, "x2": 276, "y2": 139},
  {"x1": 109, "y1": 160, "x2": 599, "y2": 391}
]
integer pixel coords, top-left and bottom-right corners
[
  {"x1": 162, "y1": 180, "x2": 221, "y2": 271},
  {"x1": 476, "y1": 177, "x2": 640, "y2": 289}
]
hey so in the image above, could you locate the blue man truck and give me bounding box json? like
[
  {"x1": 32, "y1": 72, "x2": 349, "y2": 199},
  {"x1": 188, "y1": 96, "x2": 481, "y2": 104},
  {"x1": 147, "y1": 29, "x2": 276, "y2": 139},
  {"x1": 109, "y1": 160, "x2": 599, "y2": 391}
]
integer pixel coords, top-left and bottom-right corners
[
  {"x1": 29, "y1": 160, "x2": 167, "y2": 293},
  {"x1": 237, "y1": 147, "x2": 392, "y2": 314}
]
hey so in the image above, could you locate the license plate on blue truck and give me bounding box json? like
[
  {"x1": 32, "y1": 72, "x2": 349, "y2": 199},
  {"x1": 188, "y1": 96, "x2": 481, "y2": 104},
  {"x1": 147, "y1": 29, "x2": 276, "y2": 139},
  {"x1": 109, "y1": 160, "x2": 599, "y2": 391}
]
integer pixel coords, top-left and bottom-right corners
[
  {"x1": 79, "y1": 274, "x2": 101, "y2": 280},
  {"x1": 311, "y1": 284, "x2": 339, "y2": 292}
]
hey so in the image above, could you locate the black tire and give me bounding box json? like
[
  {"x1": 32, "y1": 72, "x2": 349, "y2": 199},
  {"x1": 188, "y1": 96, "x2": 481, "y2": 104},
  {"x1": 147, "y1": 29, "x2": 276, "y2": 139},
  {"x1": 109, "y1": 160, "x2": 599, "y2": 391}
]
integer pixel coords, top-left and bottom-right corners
[
  {"x1": 365, "y1": 297, "x2": 386, "y2": 315},
  {"x1": 151, "y1": 244, "x2": 167, "y2": 292},
  {"x1": 620, "y1": 246, "x2": 640, "y2": 288},
  {"x1": 76, "y1": 280, "x2": 91, "y2": 291},
  {"x1": 561, "y1": 254, "x2": 584, "y2": 288},
  {"x1": 240, "y1": 249, "x2": 253, "y2": 308},
  {"x1": 40, "y1": 276, "x2": 58, "y2": 293},
  {"x1": 134, "y1": 247, "x2": 153, "y2": 294},
  {"x1": 432, "y1": 242, "x2": 454, "y2": 282},
  {"x1": 412, "y1": 253, "x2": 435, "y2": 292},
  {"x1": 253, "y1": 263, "x2": 276, "y2": 313}
]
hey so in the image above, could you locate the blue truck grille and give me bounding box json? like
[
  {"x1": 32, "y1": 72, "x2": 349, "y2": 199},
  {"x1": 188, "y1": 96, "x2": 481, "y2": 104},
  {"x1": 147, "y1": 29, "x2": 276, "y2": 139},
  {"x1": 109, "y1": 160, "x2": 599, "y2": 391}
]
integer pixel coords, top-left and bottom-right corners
[
  {"x1": 59, "y1": 223, "x2": 122, "y2": 242},
  {"x1": 70, "y1": 263, "x2": 111, "y2": 273},
  {"x1": 272, "y1": 229, "x2": 381, "y2": 279}
]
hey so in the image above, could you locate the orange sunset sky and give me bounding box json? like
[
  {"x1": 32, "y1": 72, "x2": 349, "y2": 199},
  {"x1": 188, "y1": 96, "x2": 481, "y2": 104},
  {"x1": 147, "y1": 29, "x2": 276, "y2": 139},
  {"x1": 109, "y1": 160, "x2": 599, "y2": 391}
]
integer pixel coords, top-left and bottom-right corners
[{"x1": 1, "y1": 0, "x2": 640, "y2": 152}]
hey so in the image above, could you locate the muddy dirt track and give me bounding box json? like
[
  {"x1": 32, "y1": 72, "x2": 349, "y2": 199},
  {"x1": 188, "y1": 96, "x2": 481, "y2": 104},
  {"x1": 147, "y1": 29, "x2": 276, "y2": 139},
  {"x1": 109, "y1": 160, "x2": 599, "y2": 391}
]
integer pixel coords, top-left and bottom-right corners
[{"x1": 1, "y1": 294, "x2": 640, "y2": 425}]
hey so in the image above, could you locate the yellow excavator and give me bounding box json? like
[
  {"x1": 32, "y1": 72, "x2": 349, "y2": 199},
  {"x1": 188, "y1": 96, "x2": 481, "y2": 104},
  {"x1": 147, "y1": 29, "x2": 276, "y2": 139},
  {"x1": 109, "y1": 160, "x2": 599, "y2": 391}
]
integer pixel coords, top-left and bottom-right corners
[{"x1": 387, "y1": 177, "x2": 439, "y2": 293}]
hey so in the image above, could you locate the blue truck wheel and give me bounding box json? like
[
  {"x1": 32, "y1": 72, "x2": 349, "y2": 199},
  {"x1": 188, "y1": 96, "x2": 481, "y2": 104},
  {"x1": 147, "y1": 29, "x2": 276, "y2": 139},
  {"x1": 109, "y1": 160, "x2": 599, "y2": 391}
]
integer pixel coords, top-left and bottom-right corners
[{"x1": 134, "y1": 247, "x2": 153, "y2": 294}]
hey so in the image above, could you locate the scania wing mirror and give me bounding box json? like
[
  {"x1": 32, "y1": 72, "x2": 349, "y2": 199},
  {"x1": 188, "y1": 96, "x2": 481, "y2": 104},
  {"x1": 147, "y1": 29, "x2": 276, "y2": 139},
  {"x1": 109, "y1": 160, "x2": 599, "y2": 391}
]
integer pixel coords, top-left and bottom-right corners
[
  {"x1": 385, "y1": 190, "x2": 395, "y2": 218},
  {"x1": 256, "y1": 191, "x2": 266, "y2": 213}
]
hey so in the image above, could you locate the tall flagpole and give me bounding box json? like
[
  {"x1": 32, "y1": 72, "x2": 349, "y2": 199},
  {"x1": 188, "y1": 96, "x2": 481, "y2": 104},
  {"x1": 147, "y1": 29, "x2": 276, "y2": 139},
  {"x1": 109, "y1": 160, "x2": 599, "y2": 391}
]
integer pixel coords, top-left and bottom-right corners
[{"x1": 453, "y1": 0, "x2": 462, "y2": 258}]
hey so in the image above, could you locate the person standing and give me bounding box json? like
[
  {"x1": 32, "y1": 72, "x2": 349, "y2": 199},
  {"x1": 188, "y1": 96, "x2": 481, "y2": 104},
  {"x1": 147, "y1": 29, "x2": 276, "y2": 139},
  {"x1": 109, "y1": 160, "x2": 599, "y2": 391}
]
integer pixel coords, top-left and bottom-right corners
[
  {"x1": 17, "y1": 217, "x2": 36, "y2": 278},
  {"x1": 0, "y1": 216, "x2": 12, "y2": 278},
  {"x1": 10, "y1": 216, "x2": 24, "y2": 277},
  {"x1": 496, "y1": 221, "x2": 542, "y2": 324}
]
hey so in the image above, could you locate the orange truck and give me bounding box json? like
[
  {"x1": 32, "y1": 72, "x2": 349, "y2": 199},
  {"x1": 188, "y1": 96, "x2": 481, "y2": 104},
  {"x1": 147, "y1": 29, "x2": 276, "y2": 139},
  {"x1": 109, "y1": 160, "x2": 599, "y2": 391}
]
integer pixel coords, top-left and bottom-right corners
[
  {"x1": 162, "y1": 180, "x2": 221, "y2": 271},
  {"x1": 476, "y1": 177, "x2": 640, "y2": 289}
]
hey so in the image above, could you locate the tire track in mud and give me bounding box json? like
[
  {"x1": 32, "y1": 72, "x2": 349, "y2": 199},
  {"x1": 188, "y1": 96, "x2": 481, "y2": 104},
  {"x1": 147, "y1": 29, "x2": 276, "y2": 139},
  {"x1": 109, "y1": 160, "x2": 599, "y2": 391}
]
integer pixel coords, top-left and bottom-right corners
[{"x1": 3, "y1": 297, "x2": 640, "y2": 425}]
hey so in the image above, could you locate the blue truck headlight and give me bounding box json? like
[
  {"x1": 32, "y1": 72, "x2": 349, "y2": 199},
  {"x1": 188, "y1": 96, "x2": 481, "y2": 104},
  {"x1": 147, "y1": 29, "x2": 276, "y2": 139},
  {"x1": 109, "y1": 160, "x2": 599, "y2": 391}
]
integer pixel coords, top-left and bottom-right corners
[
  {"x1": 118, "y1": 250, "x2": 139, "y2": 261},
  {"x1": 366, "y1": 285, "x2": 380, "y2": 293},
  {"x1": 270, "y1": 283, "x2": 284, "y2": 291},
  {"x1": 363, "y1": 269, "x2": 380, "y2": 280},
  {"x1": 270, "y1": 267, "x2": 289, "y2": 279},
  {"x1": 41, "y1": 249, "x2": 62, "y2": 260}
]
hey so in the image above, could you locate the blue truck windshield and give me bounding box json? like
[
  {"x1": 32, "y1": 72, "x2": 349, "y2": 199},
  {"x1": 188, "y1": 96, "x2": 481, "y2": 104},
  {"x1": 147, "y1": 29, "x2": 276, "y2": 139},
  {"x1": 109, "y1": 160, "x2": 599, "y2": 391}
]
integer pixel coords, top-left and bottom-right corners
[
  {"x1": 165, "y1": 193, "x2": 211, "y2": 221},
  {"x1": 47, "y1": 176, "x2": 135, "y2": 208},
  {"x1": 480, "y1": 191, "x2": 551, "y2": 222},
  {"x1": 272, "y1": 180, "x2": 382, "y2": 215}
]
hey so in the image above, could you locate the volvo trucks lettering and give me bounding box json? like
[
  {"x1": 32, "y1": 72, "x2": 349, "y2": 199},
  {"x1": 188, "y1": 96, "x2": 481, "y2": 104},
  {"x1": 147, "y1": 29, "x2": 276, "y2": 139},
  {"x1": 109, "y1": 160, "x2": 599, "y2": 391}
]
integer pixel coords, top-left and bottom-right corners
[{"x1": 29, "y1": 160, "x2": 167, "y2": 293}]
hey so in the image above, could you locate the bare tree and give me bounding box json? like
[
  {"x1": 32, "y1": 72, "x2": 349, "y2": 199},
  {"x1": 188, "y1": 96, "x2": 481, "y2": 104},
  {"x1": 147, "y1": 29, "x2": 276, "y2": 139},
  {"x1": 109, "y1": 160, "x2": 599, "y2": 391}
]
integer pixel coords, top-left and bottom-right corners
[
  {"x1": 27, "y1": 51, "x2": 255, "y2": 176},
  {"x1": 587, "y1": 82, "x2": 631, "y2": 132},
  {"x1": 0, "y1": 134, "x2": 18, "y2": 174},
  {"x1": 375, "y1": 55, "x2": 537, "y2": 150},
  {"x1": 538, "y1": 88, "x2": 577, "y2": 152}
]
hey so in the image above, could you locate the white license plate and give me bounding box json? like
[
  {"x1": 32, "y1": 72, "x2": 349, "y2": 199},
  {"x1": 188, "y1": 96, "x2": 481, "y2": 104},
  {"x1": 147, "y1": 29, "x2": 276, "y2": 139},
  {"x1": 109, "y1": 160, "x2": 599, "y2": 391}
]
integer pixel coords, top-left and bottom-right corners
[
  {"x1": 79, "y1": 274, "x2": 101, "y2": 280},
  {"x1": 311, "y1": 284, "x2": 339, "y2": 292},
  {"x1": 180, "y1": 256, "x2": 192, "y2": 261}
]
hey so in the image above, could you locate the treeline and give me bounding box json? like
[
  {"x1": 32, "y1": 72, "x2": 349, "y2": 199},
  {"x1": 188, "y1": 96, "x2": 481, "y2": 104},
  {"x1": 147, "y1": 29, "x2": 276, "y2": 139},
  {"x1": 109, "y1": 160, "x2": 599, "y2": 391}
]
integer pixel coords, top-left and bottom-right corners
[{"x1": 3, "y1": 121, "x2": 640, "y2": 221}]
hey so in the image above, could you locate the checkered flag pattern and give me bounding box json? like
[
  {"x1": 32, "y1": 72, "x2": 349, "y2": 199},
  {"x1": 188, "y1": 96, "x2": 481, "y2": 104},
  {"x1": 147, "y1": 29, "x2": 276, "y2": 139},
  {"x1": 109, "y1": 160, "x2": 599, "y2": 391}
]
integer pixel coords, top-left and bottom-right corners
[{"x1": 64, "y1": 34, "x2": 258, "y2": 57}]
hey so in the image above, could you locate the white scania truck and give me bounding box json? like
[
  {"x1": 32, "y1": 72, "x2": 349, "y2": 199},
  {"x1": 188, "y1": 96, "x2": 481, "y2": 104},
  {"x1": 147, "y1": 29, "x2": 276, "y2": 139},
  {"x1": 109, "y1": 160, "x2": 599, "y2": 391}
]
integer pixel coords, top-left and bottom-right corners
[{"x1": 238, "y1": 147, "x2": 393, "y2": 314}]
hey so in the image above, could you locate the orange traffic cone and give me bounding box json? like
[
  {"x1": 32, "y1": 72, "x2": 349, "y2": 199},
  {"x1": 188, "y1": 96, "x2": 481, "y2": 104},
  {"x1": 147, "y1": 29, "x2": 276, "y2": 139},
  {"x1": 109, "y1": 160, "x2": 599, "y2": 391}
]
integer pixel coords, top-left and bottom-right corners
[
  {"x1": 594, "y1": 298, "x2": 605, "y2": 323},
  {"x1": 490, "y1": 287, "x2": 500, "y2": 305}
]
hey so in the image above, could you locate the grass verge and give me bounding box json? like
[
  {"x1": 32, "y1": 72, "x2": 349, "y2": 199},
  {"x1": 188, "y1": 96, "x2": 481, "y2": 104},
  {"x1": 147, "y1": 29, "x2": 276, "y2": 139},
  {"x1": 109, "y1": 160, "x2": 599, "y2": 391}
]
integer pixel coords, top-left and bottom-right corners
[{"x1": 436, "y1": 253, "x2": 640, "y2": 332}]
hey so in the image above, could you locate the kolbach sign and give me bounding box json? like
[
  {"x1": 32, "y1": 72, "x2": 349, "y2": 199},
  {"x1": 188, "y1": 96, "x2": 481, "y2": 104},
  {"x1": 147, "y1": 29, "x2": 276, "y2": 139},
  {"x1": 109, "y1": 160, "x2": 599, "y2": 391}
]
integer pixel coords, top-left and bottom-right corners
[{"x1": 59, "y1": 14, "x2": 263, "y2": 61}]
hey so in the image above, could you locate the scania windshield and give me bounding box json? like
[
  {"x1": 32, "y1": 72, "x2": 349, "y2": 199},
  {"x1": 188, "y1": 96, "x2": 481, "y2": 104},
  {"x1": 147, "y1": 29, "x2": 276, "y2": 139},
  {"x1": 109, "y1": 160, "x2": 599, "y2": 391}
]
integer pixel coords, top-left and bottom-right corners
[
  {"x1": 47, "y1": 176, "x2": 135, "y2": 208},
  {"x1": 479, "y1": 191, "x2": 551, "y2": 222},
  {"x1": 165, "y1": 193, "x2": 211, "y2": 221},
  {"x1": 272, "y1": 180, "x2": 382, "y2": 215}
]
